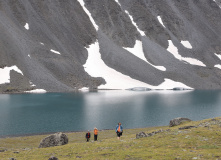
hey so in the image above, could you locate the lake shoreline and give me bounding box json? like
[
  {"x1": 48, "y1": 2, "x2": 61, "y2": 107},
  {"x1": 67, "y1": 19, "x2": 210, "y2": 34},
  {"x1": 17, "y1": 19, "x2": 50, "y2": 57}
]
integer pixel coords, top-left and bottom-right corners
[
  {"x1": 0, "y1": 125, "x2": 164, "y2": 139},
  {"x1": 0, "y1": 87, "x2": 199, "y2": 95}
]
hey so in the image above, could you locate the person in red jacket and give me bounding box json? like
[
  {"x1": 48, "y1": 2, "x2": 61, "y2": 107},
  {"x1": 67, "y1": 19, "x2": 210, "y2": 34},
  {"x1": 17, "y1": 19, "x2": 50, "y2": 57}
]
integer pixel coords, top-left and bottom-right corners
[{"x1": 85, "y1": 130, "x2": 91, "y2": 142}]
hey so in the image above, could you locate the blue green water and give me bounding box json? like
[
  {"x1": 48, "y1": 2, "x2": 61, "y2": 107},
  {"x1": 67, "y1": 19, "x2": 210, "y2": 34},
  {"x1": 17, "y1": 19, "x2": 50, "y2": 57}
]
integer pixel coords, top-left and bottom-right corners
[{"x1": 0, "y1": 90, "x2": 221, "y2": 137}]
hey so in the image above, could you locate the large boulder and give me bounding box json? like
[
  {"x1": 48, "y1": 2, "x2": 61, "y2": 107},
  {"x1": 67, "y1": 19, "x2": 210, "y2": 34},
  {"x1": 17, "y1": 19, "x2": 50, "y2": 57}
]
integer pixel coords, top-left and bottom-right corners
[
  {"x1": 169, "y1": 117, "x2": 192, "y2": 127},
  {"x1": 39, "y1": 132, "x2": 68, "y2": 148}
]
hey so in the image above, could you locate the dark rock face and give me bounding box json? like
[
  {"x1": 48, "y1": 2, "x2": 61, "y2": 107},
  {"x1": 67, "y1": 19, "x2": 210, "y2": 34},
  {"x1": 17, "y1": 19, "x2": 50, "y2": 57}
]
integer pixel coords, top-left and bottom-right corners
[
  {"x1": 169, "y1": 117, "x2": 192, "y2": 127},
  {"x1": 84, "y1": 0, "x2": 139, "y2": 47},
  {"x1": 39, "y1": 132, "x2": 68, "y2": 148},
  {"x1": 0, "y1": 0, "x2": 221, "y2": 92}
]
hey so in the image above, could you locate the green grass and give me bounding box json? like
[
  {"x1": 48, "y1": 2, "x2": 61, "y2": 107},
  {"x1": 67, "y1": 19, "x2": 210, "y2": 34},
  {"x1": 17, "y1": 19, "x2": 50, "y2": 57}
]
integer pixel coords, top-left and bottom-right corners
[{"x1": 1, "y1": 117, "x2": 221, "y2": 160}]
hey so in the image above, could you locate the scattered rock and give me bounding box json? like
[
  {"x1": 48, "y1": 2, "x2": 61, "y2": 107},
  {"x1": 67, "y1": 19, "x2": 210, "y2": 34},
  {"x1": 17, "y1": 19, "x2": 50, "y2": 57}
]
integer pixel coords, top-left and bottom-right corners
[
  {"x1": 136, "y1": 129, "x2": 170, "y2": 139},
  {"x1": 9, "y1": 158, "x2": 16, "y2": 160},
  {"x1": 76, "y1": 156, "x2": 82, "y2": 158},
  {"x1": 38, "y1": 132, "x2": 68, "y2": 148},
  {"x1": 0, "y1": 149, "x2": 6, "y2": 152},
  {"x1": 179, "y1": 126, "x2": 197, "y2": 130},
  {"x1": 169, "y1": 117, "x2": 192, "y2": 127},
  {"x1": 48, "y1": 156, "x2": 59, "y2": 160},
  {"x1": 13, "y1": 151, "x2": 19, "y2": 154},
  {"x1": 136, "y1": 132, "x2": 147, "y2": 139}
]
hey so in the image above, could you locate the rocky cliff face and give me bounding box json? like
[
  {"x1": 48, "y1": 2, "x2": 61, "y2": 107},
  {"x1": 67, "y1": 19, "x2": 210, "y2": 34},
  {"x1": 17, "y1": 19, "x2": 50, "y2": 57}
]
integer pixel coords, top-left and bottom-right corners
[{"x1": 0, "y1": 0, "x2": 221, "y2": 93}]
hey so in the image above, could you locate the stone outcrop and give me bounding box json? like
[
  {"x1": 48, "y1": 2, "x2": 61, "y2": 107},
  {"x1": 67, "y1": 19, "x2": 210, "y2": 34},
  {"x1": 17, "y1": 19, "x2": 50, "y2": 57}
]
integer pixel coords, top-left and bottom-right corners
[
  {"x1": 169, "y1": 117, "x2": 192, "y2": 127},
  {"x1": 39, "y1": 132, "x2": 68, "y2": 148}
]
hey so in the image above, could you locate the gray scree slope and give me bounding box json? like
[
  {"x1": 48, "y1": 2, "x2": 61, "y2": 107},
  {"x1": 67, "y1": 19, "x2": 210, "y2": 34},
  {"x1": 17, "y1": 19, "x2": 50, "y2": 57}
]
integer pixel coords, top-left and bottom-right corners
[{"x1": 0, "y1": 0, "x2": 221, "y2": 93}]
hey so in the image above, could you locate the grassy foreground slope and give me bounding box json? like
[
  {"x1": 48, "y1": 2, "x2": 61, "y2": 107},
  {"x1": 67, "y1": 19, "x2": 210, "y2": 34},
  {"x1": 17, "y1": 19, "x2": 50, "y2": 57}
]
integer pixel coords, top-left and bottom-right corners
[{"x1": 1, "y1": 117, "x2": 221, "y2": 160}]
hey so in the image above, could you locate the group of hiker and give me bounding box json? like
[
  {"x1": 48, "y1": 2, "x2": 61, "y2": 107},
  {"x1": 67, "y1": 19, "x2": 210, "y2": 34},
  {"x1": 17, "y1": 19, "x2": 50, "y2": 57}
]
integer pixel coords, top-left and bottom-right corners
[
  {"x1": 86, "y1": 127, "x2": 98, "y2": 142},
  {"x1": 85, "y1": 122, "x2": 123, "y2": 142}
]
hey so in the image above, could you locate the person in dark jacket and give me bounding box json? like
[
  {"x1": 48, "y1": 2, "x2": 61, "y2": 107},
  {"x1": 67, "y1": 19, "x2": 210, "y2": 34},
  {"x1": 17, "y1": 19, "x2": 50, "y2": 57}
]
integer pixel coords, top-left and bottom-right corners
[
  {"x1": 86, "y1": 130, "x2": 91, "y2": 142},
  {"x1": 116, "y1": 122, "x2": 123, "y2": 140}
]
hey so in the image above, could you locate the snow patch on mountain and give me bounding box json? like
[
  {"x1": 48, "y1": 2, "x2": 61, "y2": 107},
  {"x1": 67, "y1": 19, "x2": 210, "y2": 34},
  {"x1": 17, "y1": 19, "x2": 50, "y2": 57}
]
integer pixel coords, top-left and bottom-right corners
[
  {"x1": 84, "y1": 41, "x2": 191, "y2": 90},
  {"x1": 215, "y1": 53, "x2": 221, "y2": 60},
  {"x1": 25, "y1": 89, "x2": 47, "y2": 93},
  {"x1": 0, "y1": 66, "x2": 23, "y2": 84},
  {"x1": 213, "y1": 0, "x2": 221, "y2": 8},
  {"x1": 78, "y1": 0, "x2": 99, "y2": 31},
  {"x1": 50, "y1": 49, "x2": 61, "y2": 55},
  {"x1": 167, "y1": 40, "x2": 182, "y2": 60},
  {"x1": 25, "y1": 81, "x2": 46, "y2": 93},
  {"x1": 181, "y1": 41, "x2": 192, "y2": 49},
  {"x1": 215, "y1": 64, "x2": 221, "y2": 69},
  {"x1": 83, "y1": 41, "x2": 154, "y2": 89},
  {"x1": 124, "y1": 40, "x2": 166, "y2": 71},
  {"x1": 167, "y1": 40, "x2": 206, "y2": 67},
  {"x1": 124, "y1": 40, "x2": 148, "y2": 62},
  {"x1": 29, "y1": 81, "x2": 36, "y2": 87},
  {"x1": 125, "y1": 10, "x2": 145, "y2": 36},
  {"x1": 156, "y1": 79, "x2": 193, "y2": 90},
  {"x1": 24, "y1": 23, "x2": 29, "y2": 30},
  {"x1": 157, "y1": 16, "x2": 166, "y2": 28},
  {"x1": 115, "y1": 0, "x2": 121, "y2": 6},
  {"x1": 182, "y1": 57, "x2": 206, "y2": 66},
  {"x1": 79, "y1": 87, "x2": 89, "y2": 92}
]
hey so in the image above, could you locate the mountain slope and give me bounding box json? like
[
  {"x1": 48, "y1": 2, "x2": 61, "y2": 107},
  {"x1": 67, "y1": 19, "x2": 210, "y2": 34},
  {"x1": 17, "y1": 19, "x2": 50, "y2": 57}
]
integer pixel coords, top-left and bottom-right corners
[{"x1": 0, "y1": 0, "x2": 221, "y2": 93}]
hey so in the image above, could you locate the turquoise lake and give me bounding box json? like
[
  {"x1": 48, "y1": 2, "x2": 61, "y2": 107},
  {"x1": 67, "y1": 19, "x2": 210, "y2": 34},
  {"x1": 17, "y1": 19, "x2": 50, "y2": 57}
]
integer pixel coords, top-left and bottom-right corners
[{"x1": 0, "y1": 90, "x2": 221, "y2": 137}]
